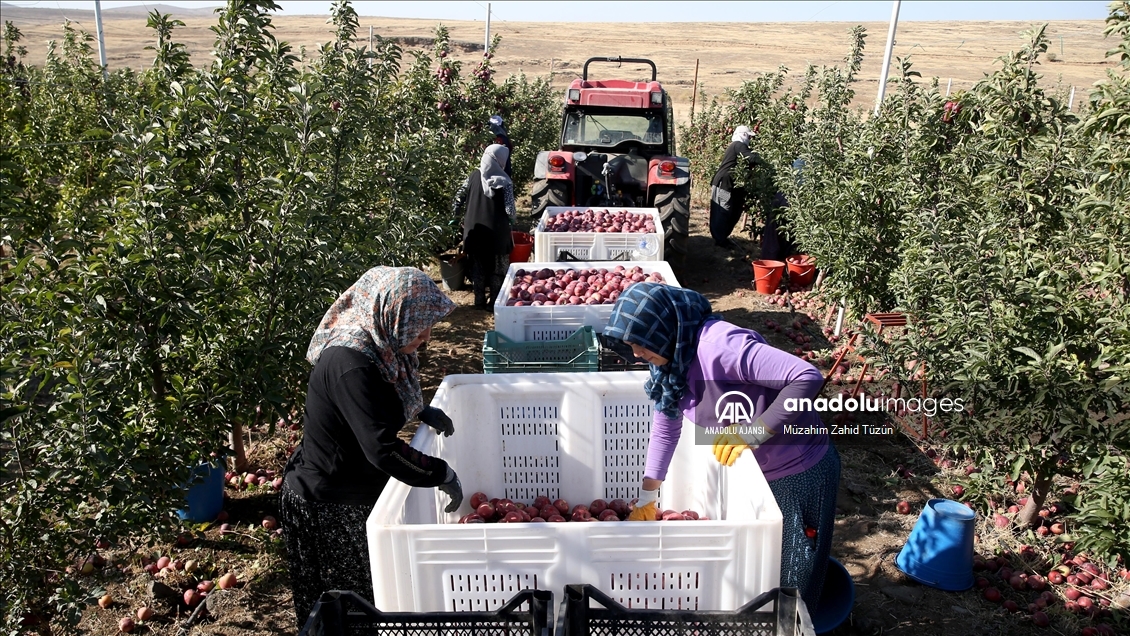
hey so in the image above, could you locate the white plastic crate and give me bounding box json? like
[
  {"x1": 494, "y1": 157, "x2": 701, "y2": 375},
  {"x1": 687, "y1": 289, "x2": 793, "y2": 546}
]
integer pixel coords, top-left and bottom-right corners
[
  {"x1": 492, "y1": 260, "x2": 681, "y2": 342},
  {"x1": 368, "y1": 372, "x2": 783, "y2": 612},
  {"x1": 534, "y1": 207, "x2": 665, "y2": 262}
]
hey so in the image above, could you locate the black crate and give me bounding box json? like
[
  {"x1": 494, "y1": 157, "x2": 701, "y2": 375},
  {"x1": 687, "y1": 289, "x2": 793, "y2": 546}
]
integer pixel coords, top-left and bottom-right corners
[
  {"x1": 597, "y1": 333, "x2": 651, "y2": 372},
  {"x1": 299, "y1": 589, "x2": 554, "y2": 636},
  {"x1": 556, "y1": 585, "x2": 815, "y2": 636}
]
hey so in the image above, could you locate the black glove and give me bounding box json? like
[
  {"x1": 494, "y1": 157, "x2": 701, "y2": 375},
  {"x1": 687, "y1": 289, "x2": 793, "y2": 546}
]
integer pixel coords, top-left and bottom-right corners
[
  {"x1": 438, "y1": 467, "x2": 463, "y2": 514},
  {"x1": 420, "y1": 406, "x2": 454, "y2": 437}
]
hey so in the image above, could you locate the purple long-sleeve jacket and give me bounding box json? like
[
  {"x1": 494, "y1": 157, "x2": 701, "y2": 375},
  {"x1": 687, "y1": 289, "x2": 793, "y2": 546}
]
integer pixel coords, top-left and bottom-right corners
[{"x1": 645, "y1": 320, "x2": 829, "y2": 482}]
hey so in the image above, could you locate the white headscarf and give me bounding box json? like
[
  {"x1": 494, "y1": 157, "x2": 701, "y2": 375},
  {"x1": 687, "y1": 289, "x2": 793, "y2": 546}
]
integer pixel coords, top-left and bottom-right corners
[
  {"x1": 732, "y1": 125, "x2": 752, "y2": 146},
  {"x1": 480, "y1": 143, "x2": 511, "y2": 198}
]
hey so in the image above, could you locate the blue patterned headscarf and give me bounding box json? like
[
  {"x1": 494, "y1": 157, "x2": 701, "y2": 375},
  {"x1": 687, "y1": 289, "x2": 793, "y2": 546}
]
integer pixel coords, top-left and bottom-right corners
[{"x1": 605, "y1": 284, "x2": 719, "y2": 418}]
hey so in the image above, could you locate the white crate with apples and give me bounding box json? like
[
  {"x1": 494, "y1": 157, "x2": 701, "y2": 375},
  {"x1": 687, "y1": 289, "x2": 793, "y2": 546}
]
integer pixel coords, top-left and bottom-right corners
[
  {"x1": 367, "y1": 371, "x2": 783, "y2": 612},
  {"x1": 492, "y1": 260, "x2": 681, "y2": 342},
  {"x1": 533, "y1": 206, "x2": 665, "y2": 262}
]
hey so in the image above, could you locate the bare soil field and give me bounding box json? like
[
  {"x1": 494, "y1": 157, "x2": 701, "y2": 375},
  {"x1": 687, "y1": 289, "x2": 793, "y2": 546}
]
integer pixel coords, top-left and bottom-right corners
[{"x1": 5, "y1": 4, "x2": 1116, "y2": 120}]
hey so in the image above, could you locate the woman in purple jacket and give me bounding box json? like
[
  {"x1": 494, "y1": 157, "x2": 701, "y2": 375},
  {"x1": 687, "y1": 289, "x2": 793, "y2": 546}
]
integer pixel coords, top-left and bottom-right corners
[{"x1": 604, "y1": 283, "x2": 840, "y2": 613}]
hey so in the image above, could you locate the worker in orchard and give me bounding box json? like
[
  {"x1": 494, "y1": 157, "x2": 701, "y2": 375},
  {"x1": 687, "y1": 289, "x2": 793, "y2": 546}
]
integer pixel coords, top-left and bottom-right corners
[
  {"x1": 605, "y1": 283, "x2": 840, "y2": 614},
  {"x1": 279, "y1": 267, "x2": 462, "y2": 627},
  {"x1": 708, "y1": 125, "x2": 757, "y2": 249},
  {"x1": 489, "y1": 114, "x2": 514, "y2": 177},
  {"x1": 452, "y1": 144, "x2": 517, "y2": 311}
]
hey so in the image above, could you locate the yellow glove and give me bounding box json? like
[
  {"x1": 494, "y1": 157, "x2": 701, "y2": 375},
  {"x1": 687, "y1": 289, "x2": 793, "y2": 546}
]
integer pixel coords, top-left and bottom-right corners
[
  {"x1": 627, "y1": 488, "x2": 660, "y2": 521},
  {"x1": 712, "y1": 432, "x2": 750, "y2": 466},
  {"x1": 712, "y1": 420, "x2": 771, "y2": 467}
]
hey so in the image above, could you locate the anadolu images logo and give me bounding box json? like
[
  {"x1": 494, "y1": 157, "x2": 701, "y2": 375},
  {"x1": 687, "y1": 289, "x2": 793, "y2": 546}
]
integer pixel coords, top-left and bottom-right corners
[{"x1": 715, "y1": 390, "x2": 755, "y2": 425}]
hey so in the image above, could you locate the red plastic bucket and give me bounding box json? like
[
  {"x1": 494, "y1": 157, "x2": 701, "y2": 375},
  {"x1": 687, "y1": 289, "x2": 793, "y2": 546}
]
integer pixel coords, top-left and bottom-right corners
[
  {"x1": 786, "y1": 254, "x2": 816, "y2": 287},
  {"x1": 752, "y1": 259, "x2": 785, "y2": 294},
  {"x1": 510, "y1": 231, "x2": 532, "y2": 263}
]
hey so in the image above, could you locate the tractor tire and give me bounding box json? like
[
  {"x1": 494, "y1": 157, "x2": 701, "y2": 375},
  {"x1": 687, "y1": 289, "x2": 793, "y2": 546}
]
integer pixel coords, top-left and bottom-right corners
[
  {"x1": 529, "y1": 178, "x2": 570, "y2": 220},
  {"x1": 653, "y1": 182, "x2": 691, "y2": 271}
]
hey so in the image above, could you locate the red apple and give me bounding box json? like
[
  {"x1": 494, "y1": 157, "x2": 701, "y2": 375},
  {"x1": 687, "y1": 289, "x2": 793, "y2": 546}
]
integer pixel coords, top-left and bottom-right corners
[
  {"x1": 547, "y1": 514, "x2": 567, "y2": 523},
  {"x1": 136, "y1": 607, "x2": 153, "y2": 621},
  {"x1": 218, "y1": 572, "x2": 237, "y2": 590},
  {"x1": 1032, "y1": 611, "x2": 1049, "y2": 627},
  {"x1": 216, "y1": 510, "x2": 229, "y2": 522},
  {"x1": 1003, "y1": 600, "x2": 1019, "y2": 613},
  {"x1": 983, "y1": 587, "x2": 1002, "y2": 602},
  {"x1": 98, "y1": 594, "x2": 113, "y2": 609},
  {"x1": 476, "y1": 502, "x2": 495, "y2": 520},
  {"x1": 262, "y1": 516, "x2": 277, "y2": 530},
  {"x1": 184, "y1": 589, "x2": 201, "y2": 607},
  {"x1": 952, "y1": 485, "x2": 965, "y2": 498},
  {"x1": 553, "y1": 499, "x2": 570, "y2": 514},
  {"x1": 589, "y1": 499, "x2": 608, "y2": 516},
  {"x1": 896, "y1": 501, "x2": 911, "y2": 514},
  {"x1": 198, "y1": 580, "x2": 215, "y2": 592},
  {"x1": 1047, "y1": 571, "x2": 1064, "y2": 585},
  {"x1": 119, "y1": 617, "x2": 136, "y2": 633}
]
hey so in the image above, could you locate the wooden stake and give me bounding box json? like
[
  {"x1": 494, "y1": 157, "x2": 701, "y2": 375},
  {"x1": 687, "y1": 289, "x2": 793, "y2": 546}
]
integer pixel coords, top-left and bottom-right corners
[{"x1": 690, "y1": 59, "x2": 700, "y2": 118}]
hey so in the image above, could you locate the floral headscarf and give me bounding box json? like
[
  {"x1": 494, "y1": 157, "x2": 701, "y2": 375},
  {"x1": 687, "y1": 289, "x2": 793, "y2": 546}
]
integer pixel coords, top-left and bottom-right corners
[
  {"x1": 604, "y1": 284, "x2": 719, "y2": 418},
  {"x1": 306, "y1": 267, "x2": 456, "y2": 420},
  {"x1": 480, "y1": 143, "x2": 511, "y2": 198}
]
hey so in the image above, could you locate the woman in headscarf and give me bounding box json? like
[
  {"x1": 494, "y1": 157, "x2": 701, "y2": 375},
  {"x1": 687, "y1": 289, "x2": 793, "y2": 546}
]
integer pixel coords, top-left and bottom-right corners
[
  {"x1": 488, "y1": 114, "x2": 514, "y2": 177},
  {"x1": 452, "y1": 144, "x2": 517, "y2": 310},
  {"x1": 280, "y1": 267, "x2": 462, "y2": 627},
  {"x1": 605, "y1": 284, "x2": 840, "y2": 614},
  {"x1": 708, "y1": 125, "x2": 757, "y2": 249}
]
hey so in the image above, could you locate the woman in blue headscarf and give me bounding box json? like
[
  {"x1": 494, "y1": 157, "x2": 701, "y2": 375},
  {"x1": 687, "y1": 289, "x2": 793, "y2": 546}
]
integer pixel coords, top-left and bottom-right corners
[{"x1": 605, "y1": 283, "x2": 840, "y2": 613}]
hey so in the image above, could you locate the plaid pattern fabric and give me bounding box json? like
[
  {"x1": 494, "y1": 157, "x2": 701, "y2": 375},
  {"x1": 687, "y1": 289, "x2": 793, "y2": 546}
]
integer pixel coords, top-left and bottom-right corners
[
  {"x1": 604, "y1": 283, "x2": 718, "y2": 417},
  {"x1": 306, "y1": 267, "x2": 456, "y2": 420}
]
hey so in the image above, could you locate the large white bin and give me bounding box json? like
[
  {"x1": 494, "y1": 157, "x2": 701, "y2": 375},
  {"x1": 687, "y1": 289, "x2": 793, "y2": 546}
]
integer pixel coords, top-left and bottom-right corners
[
  {"x1": 367, "y1": 372, "x2": 783, "y2": 612},
  {"x1": 492, "y1": 261, "x2": 681, "y2": 342},
  {"x1": 533, "y1": 207, "x2": 665, "y2": 262}
]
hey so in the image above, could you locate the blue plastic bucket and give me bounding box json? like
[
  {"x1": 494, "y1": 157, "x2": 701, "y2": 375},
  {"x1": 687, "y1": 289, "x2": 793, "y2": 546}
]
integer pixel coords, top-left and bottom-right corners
[
  {"x1": 896, "y1": 498, "x2": 976, "y2": 591},
  {"x1": 812, "y1": 557, "x2": 854, "y2": 634},
  {"x1": 176, "y1": 462, "x2": 225, "y2": 522}
]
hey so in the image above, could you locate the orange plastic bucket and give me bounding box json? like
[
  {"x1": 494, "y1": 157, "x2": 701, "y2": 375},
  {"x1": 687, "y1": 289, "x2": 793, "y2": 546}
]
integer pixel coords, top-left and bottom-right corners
[
  {"x1": 786, "y1": 254, "x2": 816, "y2": 287},
  {"x1": 752, "y1": 259, "x2": 786, "y2": 294},
  {"x1": 510, "y1": 231, "x2": 532, "y2": 263}
]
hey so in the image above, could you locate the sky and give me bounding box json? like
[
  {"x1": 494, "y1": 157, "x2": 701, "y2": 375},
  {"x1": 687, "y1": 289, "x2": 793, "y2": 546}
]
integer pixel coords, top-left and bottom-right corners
[{"x1": 3, "y1": 1, "x2": 1113, "y2": 22}]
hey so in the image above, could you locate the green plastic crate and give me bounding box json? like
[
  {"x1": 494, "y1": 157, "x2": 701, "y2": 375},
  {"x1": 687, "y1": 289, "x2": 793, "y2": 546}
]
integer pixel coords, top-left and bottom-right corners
[{"x1": 483, "y1": 326, "x2": 600, "y2": 373}]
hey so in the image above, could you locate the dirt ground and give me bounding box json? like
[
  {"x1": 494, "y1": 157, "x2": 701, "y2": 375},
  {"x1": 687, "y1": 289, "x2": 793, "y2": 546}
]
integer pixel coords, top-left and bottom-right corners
[{"x1": 67, "y1": 194, "x2": 1128, "y2": 636}]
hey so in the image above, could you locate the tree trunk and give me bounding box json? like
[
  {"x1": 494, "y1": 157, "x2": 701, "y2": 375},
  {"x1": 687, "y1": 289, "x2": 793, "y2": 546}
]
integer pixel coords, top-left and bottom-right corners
[
  {"x1": 1017, "y1": 468, "x2": 1054, "y2": 528},
  {"x1": 229, "y1": 423, "x2": 248, "y2": 473}
]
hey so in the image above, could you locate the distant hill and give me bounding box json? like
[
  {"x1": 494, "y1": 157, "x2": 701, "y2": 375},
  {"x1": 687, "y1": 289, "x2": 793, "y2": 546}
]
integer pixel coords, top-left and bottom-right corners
[{"x1": 0, "y1": 2, "x2": 220, "y2": 23}]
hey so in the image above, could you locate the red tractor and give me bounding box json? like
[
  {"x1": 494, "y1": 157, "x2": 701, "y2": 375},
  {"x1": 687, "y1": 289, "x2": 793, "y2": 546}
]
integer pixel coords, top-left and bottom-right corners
[{"x1": 529, "y1": 57, "x2": 691, "y2": 267}]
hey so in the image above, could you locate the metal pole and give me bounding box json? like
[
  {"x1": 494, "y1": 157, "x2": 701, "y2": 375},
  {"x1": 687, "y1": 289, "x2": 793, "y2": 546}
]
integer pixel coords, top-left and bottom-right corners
[
  {"x1": 690, "y1": 59, "x2": 699, "y2": 118},
  {"x1": 485, "y1": 3, "x2": 491, "y2": 53},
  {"x1": 945, "y1": 78, "x2": 952, "y2": 97},
  {"x1": 873, "y1": 0, "x2": 902, "y2": 116},
  {"x1": 1068, "y1": 86, "x2": 1075, "y2": 111},
  {"x1": 93, "y1": 0, "x2": 108, "y2": 80},
  {"x1": 368, "y1": 25, "x2": 373, "y2": 67}
]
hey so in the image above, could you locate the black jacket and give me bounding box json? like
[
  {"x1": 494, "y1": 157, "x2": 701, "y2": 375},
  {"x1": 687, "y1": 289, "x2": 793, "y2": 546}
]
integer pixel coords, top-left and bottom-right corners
[
  {"x1": 461, "y1": 169, "x2": 514, "y2": 256},
  {"x1": 284, "y1": 347, "x2": 449, "y2": 505},
  {"x1": 710, "y1": 141, "x2": 755, "y2": 193}
]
